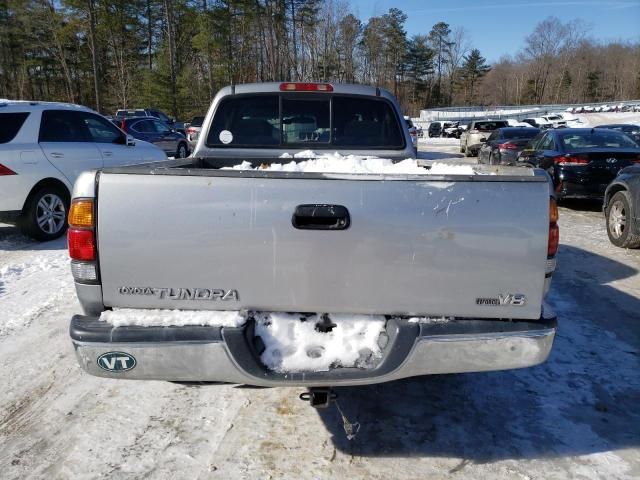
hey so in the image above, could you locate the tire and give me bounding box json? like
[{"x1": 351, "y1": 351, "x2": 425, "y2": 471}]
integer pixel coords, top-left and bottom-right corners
[
  {"x1": 176, "y1": 142, "x2": 188, "y2": 159},
  {"x1": 20, "y1": 186, "x2": 69, "y2": 241},
  {"x1": 465, "y1": 146, "x2": 473, "y2": 157},
  {"x1": 606, "y1": 191, "x2": 640, "y2": 248},
  {"x1": 460, "y1": 144, "x2": 465, "y2": 153}
]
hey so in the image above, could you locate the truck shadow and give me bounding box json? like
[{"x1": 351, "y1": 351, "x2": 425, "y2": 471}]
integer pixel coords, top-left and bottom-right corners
[
  {"x1": 316, "y1": 244, "x2": 640, "y2": 463},
  {"x1": 559, "y1": 198, "x2": 603, "y2": 212}
]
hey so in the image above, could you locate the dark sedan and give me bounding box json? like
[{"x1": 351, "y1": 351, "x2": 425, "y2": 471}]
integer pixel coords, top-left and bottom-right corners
[
  {"x1": 119, "y1": 117, "x2": 190, "y2": 158},
  {"x1": 478, "y1": 127, "x2": 540, "y2": 165},
  {"x1": 517, "y1": 128, "x2": 640, "y2": 200},
  {"x1": 595, "y1": 123, "x2": 640, "y2": 144},
  {"x1": 604, "y1": 165, "x2": 640, "y2": 248}
]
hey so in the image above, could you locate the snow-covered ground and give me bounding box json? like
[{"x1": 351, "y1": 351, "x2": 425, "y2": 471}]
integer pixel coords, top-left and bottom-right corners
[
  {"x1": 1, "y1": 142, "x2": 639, "y2": 478},
  {"x1": 574, "y1": 111, "x2": 640, "y2": 127}
]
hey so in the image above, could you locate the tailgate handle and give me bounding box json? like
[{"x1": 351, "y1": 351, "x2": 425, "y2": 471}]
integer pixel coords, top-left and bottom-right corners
[{"x1": 292, "y1": 204, "x2": 350, "y2": 230}]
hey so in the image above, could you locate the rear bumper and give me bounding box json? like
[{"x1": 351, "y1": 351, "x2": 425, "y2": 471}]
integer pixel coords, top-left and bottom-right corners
[
  {"x1": 555, "y1": 167, "x2": 610, "y2": 200},
  {"x1": 70, "y1": 308, "x2": 557, "y2": 386}
]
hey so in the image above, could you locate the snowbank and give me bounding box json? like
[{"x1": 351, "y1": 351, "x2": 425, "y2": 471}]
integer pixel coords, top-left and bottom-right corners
[
  {"x1": 254, "y1": 312, "x2": 386, "y2": 373},
  {"x1": 226, "y1": 151, "x2": 477, "y2": 175},
  {"x1": 100, "y1": 309, "x2": 247, "y2": 328},
  {"x1": 575, "y1": 111, "x2": 640, "y2": 127}
]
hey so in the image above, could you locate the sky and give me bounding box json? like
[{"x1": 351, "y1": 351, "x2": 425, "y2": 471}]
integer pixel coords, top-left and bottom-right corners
[{"x1": 348, "y1": 0, "x2": 640, "y2": 62}]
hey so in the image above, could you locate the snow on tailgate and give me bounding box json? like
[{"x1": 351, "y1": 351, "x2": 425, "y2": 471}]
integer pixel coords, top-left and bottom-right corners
[
  {"x1": 100, "y1": 309, "x2": 247, "y2": 327},
  {"x1": 226, "y1": 151, "x2": 478, "y2": 175}
]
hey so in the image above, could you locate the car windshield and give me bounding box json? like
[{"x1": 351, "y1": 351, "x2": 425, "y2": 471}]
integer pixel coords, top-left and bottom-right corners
[
  {"x1": 475, "y1": 121, "x2": 507, "y2": 130},
  {"x1": 559, "y1": 131, "x2": 639, "y2": 149}
]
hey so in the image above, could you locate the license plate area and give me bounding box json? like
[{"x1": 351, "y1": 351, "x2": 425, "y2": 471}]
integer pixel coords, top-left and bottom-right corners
[{"x1": 251, "y1": 313, "x2": 388, "y2": 373}]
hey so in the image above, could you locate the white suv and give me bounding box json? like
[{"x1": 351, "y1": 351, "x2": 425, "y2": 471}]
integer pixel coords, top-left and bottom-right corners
[{"x1": 0, "y1": 101, "x2": 166, "y2": 240}]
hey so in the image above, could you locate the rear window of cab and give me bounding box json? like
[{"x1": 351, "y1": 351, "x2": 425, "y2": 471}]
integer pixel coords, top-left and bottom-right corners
[{"x1": 206, "y1": 94, "x2": 405, "y2": 149}]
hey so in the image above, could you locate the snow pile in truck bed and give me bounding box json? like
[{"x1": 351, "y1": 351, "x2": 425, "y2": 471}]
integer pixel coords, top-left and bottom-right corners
[
  {"x1": 227, "y1": 151, "x2": 477, "y2": 175},
  {"x1": 254, "y1": 312, "x2": 386, "y2": 373},
  {"x1": 100, "y1": 309, "x2": 247, "y2": 328}
]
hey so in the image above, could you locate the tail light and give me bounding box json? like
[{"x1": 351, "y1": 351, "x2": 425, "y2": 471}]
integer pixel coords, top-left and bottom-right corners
[
  {"x1": 186, "y1": 127, "x2": 197, "y2": 134},
  {"x1": 553, "y1": 154, "x2": 589, "y2": 165},
  {"x1": 280, "y1": 82, "x2": 333, "y2": 92},
  {"x1": 0, "y1": 163, "x2": 17, "y2": 175},
  {"x1": 68, "y1": 228, "x2": 96, "y2": 261},
  {"x1": 68, "y1": 198, "x2": 98, "y2": 280},
  {"x1": 548, "y1": 198, "x2": 559, "y2": 257},
  {"x1": 120, "y1": 120, "x2": 127, "y2": 133},
  {"x1": 498, "y1": 143, "x2": 517, "y2": 151}
]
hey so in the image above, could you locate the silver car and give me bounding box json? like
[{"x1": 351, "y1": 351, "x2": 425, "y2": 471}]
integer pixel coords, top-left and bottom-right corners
[
  {"x1": 185, "y1": 116, "x2": 204, "y2": 150},
  {"x1": 460, "y1": 120, "x2": 509, "y2": 157}
]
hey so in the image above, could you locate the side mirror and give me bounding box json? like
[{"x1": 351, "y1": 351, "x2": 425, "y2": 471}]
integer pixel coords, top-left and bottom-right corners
[{"x1": 126, "y1": 134, "x2": 136, "y2": 146}]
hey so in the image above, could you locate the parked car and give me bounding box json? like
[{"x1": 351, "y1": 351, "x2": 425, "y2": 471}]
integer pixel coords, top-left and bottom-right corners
[
  {"x1": 404, "y1": 116, "x2": 418, "y2": 151},
  {"x1": 185, "y1": 115, "x2": 205, "y2": 149},
  {"x1": 459, "y1": 119, "x2": 509, "y2": 157},
  {"x1": 540, "y1": 114, "x2": 567, "y2": 128},
  {"x1": 506, "y1": 118, "x2": 534, "y2": 128},
  {"x1": 0, "y1": 101, "x2": 166, "y2": 240},
  {"x1": 478, "y1": 127, "x2": 541, "y2": 165},
  {"x1": 119, "y1": 117, "x2": 190, "y2": 158},
  {"x1": 442, "y1": 121, "x2": 460, "y2": 137},
  {"x1": 427, "y1": 121, "x2": 442, "y2": 137},
  {"x1": 517, "y1": 128, "x2": 640, "y2": 200},
  {"x1": 68, "y1": 82, "x2": 557, "y2": 397},
  {"x1": 522, "y1": 117, "x2": 553, "y2": 129},
  {"x1": 115, "y1": 108, "x2": 186, "y2": 136},
  {"x1": 604, "y1": 165, "x2": 640, "y2": 248},
  {"x1": 595, "y1": 124, "x2": 640, "y2": 144}
]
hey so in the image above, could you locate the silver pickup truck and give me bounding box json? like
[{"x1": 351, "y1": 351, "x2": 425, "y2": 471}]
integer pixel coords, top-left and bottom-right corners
[{"x1": 68, "y1": 83, "x2": 558, "y2": 395}]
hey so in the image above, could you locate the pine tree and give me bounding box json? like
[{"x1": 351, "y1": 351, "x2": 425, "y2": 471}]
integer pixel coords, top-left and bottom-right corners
[
  {"x1": 459, "y1": 48, "x2": 490, "y2": 104},
  {"x1": 428, "y1": 22, "x2": 452, "y2": 105}
]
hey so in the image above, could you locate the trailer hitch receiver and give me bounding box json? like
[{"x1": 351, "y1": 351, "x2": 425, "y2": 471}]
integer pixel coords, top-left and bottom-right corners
[{"x1": 299, "y1": 388, "x2": 337, "y2": 408}]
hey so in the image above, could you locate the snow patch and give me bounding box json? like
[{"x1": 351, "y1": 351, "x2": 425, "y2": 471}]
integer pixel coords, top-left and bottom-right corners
[
  {"x1": 226, "y1": 151, "x2": 479, "y2": 175},
  {"x1": 100, "y1": 309, "x2": 247, "y2": 328},
  {"x1": 254, "y1": 312, "x2": 386, "y2": 373},
  {"x1": 408, "y1": 316, "x2": 451, "y2": 324}
]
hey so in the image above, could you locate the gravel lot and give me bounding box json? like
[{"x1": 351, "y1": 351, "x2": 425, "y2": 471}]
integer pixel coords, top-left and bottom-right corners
[{"x1": 1, "y1": 138, "x2": 639, "y2": 479}]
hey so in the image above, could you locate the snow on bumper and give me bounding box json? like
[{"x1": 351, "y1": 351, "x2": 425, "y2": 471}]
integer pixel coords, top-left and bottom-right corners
[{"x1": 70, "y1": 310, "x2": 557, "y2": 387}]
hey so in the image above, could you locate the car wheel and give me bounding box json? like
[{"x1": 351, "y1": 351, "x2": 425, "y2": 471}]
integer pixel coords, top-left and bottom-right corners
[
  {"x1": 606, "y1": 191, "x2": 640, "y2": 248},
  {"x1": 176, "y1": 142, "x2": 188, "y2": 158},
  {"x1": 460, "y1": 144, "x2": 465, "y2": 153},
  {"x1": 20, "y1": 186, "x2": 69, "y2": 241}
]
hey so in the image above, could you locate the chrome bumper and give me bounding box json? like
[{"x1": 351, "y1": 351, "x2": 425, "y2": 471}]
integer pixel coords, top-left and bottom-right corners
[{"x1": 71, "y1": 310, "x2": 556, "y2": 387}]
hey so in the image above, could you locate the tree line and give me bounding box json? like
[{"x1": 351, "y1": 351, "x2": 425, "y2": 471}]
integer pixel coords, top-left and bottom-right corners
[{"x1": 1, "y1": 1, "x2": 638, "y2": 119}]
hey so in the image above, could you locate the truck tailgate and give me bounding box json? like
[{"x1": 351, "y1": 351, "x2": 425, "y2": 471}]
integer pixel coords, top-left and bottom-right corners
[{"x1": 96, "y1": 171, "x2": 550, "y2": 319}]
